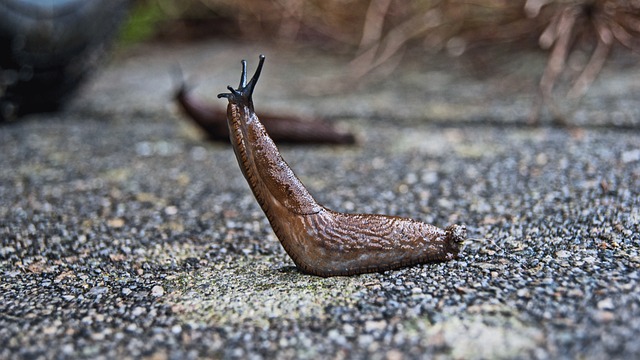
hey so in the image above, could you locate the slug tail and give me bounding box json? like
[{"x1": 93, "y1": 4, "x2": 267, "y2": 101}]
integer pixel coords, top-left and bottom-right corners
[{"x1": 446, "y1": 224, "x2": 466, "y2": 245}]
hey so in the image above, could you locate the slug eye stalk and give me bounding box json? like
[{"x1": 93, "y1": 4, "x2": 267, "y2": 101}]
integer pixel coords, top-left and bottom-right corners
[
  {"x1": 218, "y1": 55, "x2": 465, "y2": 277},
  {"x1": 218, "y1": 54, "x2": 265, "y2": 112}
]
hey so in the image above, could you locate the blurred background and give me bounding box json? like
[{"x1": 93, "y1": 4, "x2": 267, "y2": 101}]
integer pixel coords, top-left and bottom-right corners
[
  {"x1": 120, "y1": 0, "x2": 639, "y2": 83},
  {"x1": 2, "y1": 0, "x2": 639, "y2": 121}
]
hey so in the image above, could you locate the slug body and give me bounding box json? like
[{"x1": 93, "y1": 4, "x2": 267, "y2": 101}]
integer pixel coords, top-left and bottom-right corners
[
  {"x1": 176, "y1": 80, "x2": 355, "y2": 144},
  {"x1": 218, "y1": 55, "x2": 465, "y2": 277}
]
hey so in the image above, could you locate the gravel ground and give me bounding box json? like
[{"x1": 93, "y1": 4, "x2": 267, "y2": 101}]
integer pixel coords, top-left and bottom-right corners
[{"x1": 1, "y1": 42, "x2": 639, "y2": 359}]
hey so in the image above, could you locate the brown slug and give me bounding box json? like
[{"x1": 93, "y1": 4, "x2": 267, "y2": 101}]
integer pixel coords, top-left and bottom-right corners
[
  {"x1": 217, "y1": 55, "x2": 465, "y2": 277},
  {"x1": 176, "y1": 78, "x2": 355, "y2": 144}
]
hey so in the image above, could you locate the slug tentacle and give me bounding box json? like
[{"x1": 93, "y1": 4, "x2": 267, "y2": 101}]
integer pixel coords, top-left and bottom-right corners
[
  {"x1": 218, "y1": 55, "x2": 466, "y2": 277},
  {"x1": 218, "y1": 55, "x2": 264, "y2": 112}
]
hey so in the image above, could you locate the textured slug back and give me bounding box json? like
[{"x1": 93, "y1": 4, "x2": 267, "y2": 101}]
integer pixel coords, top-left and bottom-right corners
[
  {"x1": 241, "y1": 107, "x2": 322, "y2": 215},
  {"x1": 273, "y1": 209, "x2": 463, "y2": 277}
]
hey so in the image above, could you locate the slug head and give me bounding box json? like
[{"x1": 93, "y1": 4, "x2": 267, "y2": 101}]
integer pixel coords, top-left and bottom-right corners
[{"x1": 217, "y1": 54, "x2": 265, "y2": 111}]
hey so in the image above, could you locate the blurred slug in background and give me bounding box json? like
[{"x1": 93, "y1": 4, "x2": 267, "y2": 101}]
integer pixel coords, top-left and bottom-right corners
[{"x1": 175, "y1": 74, "x2": 356, "y2": 145}]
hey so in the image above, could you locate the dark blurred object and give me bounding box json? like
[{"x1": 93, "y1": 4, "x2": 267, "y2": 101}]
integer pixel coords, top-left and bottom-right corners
[
  {"x1": 0, "y1": 0, "x2": 131, "y2": 121},
  {"x1": 175, "y1": 81, "x2": 356, "y2": 145}
]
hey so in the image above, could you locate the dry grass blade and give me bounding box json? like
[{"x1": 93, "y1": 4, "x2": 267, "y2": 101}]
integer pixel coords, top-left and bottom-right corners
[
  {"x1": 567, "y1": 29, "x2": 611, "y2": 99},
  {"x1": 350, "y1": 8, "x2": 442, "y2": 78},
  {"x1": 534, "y1": 0, "x2": 640, "y2": 122},
  {"x1": 358, "y1": 0, "x2": 393, "y2": 51}
]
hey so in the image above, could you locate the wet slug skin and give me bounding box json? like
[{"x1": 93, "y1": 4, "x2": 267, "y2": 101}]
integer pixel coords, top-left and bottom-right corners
[{"x1": 218, "y1": 55, "x2": 465, "y2": 277}]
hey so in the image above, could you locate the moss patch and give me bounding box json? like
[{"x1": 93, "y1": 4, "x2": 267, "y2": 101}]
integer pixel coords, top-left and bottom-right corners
[{"x1": 167, "y1": 255, "x2": 374, "y2": 328}]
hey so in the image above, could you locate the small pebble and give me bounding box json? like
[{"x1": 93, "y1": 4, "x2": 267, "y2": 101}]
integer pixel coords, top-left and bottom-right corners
[
  {"x1": 151, "y1": 285, "x2": 165, "y2": 297},
  {"x1": 597, "y1": 298, "x2": 614, "y2": 311}
]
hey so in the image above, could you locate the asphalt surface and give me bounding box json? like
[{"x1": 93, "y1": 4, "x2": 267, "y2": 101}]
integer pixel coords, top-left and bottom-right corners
[{"x1": 1, "y1": 42, "x2": 639, "y2": 359}]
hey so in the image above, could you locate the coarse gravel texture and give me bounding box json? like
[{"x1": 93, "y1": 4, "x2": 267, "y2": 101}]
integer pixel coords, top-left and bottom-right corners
[{"x1": 1, "y1": 42, "x2": 639, "y2": 359}]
